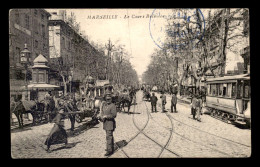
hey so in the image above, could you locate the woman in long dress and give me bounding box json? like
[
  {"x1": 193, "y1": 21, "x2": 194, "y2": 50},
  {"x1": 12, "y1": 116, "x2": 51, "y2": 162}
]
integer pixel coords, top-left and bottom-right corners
[{"x1": 44, "y1": 98, "x2": 68, "y2": 152}]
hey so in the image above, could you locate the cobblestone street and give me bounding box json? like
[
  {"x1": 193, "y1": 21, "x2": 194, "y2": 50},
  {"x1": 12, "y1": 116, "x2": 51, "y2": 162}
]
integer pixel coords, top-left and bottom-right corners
[{"x1": 11, "y1": 91, "x2": 251, "y2": 158}]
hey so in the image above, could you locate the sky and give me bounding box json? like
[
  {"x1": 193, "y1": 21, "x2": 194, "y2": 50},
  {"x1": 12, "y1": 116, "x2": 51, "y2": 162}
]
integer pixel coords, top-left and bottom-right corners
[
  {"x1": 46, "y1": 9, "x2": 245, "y2": 77},
  {"x1": 46, "y1": 9, "x2": 162, "y2": 77}
]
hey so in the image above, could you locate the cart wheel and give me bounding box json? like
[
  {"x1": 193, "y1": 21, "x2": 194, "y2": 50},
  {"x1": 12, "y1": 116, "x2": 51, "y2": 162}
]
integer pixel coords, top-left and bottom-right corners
[{"x1": 75, "y1": 114, "x2": 82, "y2": 123}]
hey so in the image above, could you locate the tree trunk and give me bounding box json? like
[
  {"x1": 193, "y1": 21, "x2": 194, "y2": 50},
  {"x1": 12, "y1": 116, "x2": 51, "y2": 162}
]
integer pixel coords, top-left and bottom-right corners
[{"x1": 61, "y1": 75, "x2": 67, "y2": 96}]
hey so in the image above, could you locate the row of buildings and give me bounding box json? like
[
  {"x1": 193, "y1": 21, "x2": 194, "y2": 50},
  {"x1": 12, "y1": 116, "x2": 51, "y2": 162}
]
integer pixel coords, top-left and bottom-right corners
[{"x1": 9, "y1": 9, "x2": 104, "y2": 101}]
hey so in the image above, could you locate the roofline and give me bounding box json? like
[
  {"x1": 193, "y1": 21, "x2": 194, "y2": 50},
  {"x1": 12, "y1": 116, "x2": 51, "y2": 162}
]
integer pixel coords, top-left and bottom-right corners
[{"x1": 205, "y1": 74, "x2": 250, "y2": 82}]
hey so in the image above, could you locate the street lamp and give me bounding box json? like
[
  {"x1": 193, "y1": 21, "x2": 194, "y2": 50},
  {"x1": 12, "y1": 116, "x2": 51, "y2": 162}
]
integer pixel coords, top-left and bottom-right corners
[{"x1": 20, "y1": 43, "x2": 31, "y2": 101}]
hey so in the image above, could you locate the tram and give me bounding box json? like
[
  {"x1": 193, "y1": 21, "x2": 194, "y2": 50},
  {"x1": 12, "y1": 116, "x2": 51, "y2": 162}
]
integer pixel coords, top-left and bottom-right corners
[{"x1": 205, "y1": 73, "x2": 250, "y2": 127}]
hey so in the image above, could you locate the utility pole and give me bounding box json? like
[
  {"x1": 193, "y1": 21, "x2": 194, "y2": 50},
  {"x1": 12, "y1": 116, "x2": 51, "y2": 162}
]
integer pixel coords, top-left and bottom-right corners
[{"x1": 105, "y1": 39, "x2": 114, "y2": 80}]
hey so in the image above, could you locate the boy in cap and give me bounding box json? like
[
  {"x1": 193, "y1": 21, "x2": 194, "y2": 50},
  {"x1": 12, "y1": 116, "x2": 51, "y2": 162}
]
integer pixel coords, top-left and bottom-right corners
[{"x1": 160, "y1": 91, "x2": 167, "y2": 112}]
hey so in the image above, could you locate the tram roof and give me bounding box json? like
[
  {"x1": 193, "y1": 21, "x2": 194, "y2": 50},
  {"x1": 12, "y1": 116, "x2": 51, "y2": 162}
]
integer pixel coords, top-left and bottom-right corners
[{"x1": 206, "y1": 73, "x2": 250, "y2": 83}]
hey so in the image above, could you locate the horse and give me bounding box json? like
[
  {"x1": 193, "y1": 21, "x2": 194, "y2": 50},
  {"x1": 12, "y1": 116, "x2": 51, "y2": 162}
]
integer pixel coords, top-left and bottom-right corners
[
  {"x1": 42, "y1": 97, "x2": 56, "y2": 123},
  {"x1": 10, "y1": 100, "x2": 44, "y2": 128},
  {"x1": 114, "y1": 90, "x2": 134, "y2": 114}
]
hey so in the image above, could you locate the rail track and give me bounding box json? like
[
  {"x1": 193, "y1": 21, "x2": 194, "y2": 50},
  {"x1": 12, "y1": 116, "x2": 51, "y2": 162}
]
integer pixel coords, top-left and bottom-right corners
[
  {"x1": 143, "y1": 101, "x2": 177, "y2": 157},
  {"x1": 109, "y1": 93, "x2": 180, "y2": 158},
  {"x1": 154, "y1": 100, "x2": 250, "y2": 157},
  {"x1": 167, "y1": 100, "x2": 251, "y2": 148}
]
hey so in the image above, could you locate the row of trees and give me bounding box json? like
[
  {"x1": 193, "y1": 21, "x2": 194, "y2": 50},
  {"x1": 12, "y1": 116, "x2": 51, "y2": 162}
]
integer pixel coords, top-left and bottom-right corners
[
  {"x1": 143, "y1": 8, "x2": 249, "y2": 95},
  {"x1": 49, "y1": 38, "x2": 139, "y2": 95}
]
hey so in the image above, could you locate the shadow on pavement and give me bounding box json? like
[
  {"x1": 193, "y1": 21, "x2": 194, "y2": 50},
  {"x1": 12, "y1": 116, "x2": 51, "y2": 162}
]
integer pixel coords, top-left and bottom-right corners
[
  {"x1": 67, "y1": 119, "x2": 100, "y2": 137},
  {"x1": 119, "y1": 111, "x2": 141, "y2": 115},
  {"x1": 114, "y1": 140, "x2": 128, "y2": 151},
  {"x1": 50, "y1": 141, "x2": 81, "y2": 152},
  {"x1": 11, "y1": 126, "x2": 32, "y2": 133}
]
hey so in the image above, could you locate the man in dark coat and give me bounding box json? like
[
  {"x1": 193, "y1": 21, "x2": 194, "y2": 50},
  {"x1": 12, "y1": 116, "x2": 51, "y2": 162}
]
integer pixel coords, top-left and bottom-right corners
[
  {"x1": 150, "y1": 93, "x2": 158, "y2": 113},
  {"x1": 171, "y1": 93, "x2": 177, "y2": 113},
  {"x1": 45, "y1": 97, "x2": 69, "y2": 153},
  {"x1": 99, "y1": 92, "x2": 117, "y2": 156}
]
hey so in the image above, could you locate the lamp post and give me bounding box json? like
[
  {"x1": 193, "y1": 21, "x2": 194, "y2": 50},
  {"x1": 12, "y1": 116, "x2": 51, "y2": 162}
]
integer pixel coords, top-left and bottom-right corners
[{"x1": 20, "y1": 43, "x2": 31, "y2": 101}]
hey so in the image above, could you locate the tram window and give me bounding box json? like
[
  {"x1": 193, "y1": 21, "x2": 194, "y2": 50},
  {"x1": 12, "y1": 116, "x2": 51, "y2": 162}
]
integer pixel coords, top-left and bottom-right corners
[
  {"x1": 207, "y1": 84, "x2": 211, "y2": 95},
  {"x1": 211, "y1": 84, "x2": 216, "y2": 96},
  {"x1": 223, "y1": 84, "x2": 227, "y2": 96},
  {"x1": 231, "y1": 83, "x2": 236, "y2": 98},
  {"x1": 216, "y1": 84, "x2": 219, "y2": 96},
  {"x1": 237, "y1": 81, "x2": 242, "y2": 98},
  {"x1": 218, "y1": 84, "x2": 223, "y2": 96},
  {"x1": 244, "y1": 80, "x2": 250, "y2": 98},
  {"x1": 244, "y1": 85, "x2": 249, "y2": 98},
  {"x1": 227, "y1": 83, "x2": 232, "y2": 98}
]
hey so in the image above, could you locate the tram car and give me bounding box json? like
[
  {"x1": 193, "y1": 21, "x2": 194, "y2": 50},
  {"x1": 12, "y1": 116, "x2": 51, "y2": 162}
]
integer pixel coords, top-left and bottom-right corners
[
  {"x1": 75, "y1": 80, "x2": 113, "y2": 123},
  {"x1": 205, "y1": 73, "x2": 250, "y2": 127}
]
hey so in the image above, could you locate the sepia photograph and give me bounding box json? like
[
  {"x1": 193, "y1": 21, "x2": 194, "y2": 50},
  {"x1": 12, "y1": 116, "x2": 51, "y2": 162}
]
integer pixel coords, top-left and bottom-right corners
[{"x1": 9, "y1": 8, "x2": 251, "y2": 158}]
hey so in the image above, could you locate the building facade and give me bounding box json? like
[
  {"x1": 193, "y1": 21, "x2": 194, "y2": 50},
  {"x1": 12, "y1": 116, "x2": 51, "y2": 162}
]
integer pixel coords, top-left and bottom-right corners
[
  {"x1": 9, "y1": 9, "x2": 51, "y2": 100},
  {"x1": 48, "y1": 10, "x2": 104, "y2": 93}
]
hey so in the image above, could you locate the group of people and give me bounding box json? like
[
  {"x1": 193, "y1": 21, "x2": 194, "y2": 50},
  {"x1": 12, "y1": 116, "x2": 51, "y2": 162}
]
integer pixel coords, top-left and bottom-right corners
[
  {"x1": 149, "y1": 87, "x2": 204, "y2": 122},
  {"x1": 150, "y1": 91, "x2": 178, "y2": 113},
  {"x1": 43, "y1": 86, "x2": 204, "y2": 156}
]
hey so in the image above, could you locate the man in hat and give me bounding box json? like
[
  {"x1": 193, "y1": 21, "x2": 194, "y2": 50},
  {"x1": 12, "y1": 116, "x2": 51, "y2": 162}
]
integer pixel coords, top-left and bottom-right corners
[
  {"x1": 99, "y1": 91, "x2": 117, "y2": 156},
  {"x1": 150, "y1": 93, "x2": 158, "y2": 113},
  {"x1": 171, "y1": 93, "x2": 177, "y2": 113},
  {"x1": 160, "y1": 91, "x2": 167, "y2": 112}
]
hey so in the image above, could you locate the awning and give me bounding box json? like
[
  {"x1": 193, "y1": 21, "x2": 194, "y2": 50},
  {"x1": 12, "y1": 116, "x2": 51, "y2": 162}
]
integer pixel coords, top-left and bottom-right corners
[{"x1": 21, "y1": 83, "x2": 60, "y2": 90}]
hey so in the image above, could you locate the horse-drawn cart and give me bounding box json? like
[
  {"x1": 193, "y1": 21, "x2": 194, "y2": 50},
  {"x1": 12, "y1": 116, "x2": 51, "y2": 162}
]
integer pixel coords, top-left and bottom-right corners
[{"x1": 75, "y1": 80, "x2": 113, "y2": 123}]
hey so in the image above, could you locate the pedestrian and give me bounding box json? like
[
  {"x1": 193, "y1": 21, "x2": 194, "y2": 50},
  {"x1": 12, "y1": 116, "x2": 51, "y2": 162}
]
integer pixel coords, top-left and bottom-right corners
[
  {"x1": 171, "y1": 93, "x2": 177, "y2": 113},
  {"x1": 98, "y1": 91, "x2": 117, "y2": 156},
  {"x1": 150, "y1": 93, "x2": 158, "y2": 113},
  {"x1": 44, "y1": 97, "x2": 69, "y2": 153},
  {"x1": 160, "y1": 91, "x2": 167, "y2": 112}
]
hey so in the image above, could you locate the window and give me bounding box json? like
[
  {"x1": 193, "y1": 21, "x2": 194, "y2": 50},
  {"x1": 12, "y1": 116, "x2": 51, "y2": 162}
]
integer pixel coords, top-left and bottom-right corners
[
  {"x1": 237, "y1": 81, "x2": 242, "y2": 98},
  {"x1": 211, "y1": 84, "x2": 216, "y2": 96},
  {"x1": 38, "y1": 73, "x2": 45, "y2": 83},
  {"x1": 231, "y1": 83, "x2": 236, "y2": 98},
  {"x1": 34, "y1": 9, "x2": 38, "y2": 16},
  {"x1": 42, "y1": 24, "x2": 45, "y2": 37},
  {"x1": 216, "y1": 84, "x2": 219, "y2": 96},
  {"x1": 218, "y1": 84, "x2": 223, "y2": 96},
  {"x1": 34, "y1": 40, "x2": 38, "y2": 48},
  {"x1": 207, "y1": 84, "x2": 211, "y2": 95},
  {"x1": 25, "y1": 14, "x2": 29, "y2": 29},
  {"x1": 33, "y1": 72, "x2": 37, "y2": 82},
  {"x1": 223, "y1": 83, "x2": 227, "y2": 97},
  {"x1": 227, "y1": 83, "x2": 232, "y2": 98},
  {"x1": 33, "y1": 19, "x2": 38, "y2": 34},
  {"x1": 15, "y1": 47, "x2": 21, "y2": 63},
  {"x1": 41, "y1": 14, "x2": 44, "y2": 21}
]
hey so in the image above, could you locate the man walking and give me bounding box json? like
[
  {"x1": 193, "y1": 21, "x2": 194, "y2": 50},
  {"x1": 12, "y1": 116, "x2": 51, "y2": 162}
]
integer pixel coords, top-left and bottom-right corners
[
  {"x1": 160, "y1": 91, "x2": 166, "y2": 112},
  {"x1": 171, "y1": 93, "x2": 177, "y2": 113},
  {"x1": 99, "y1": 92, "x2": 117, "y2": 156},
  {"x1": 150, "y1": 93, "x2": 158, "y2": 113}
]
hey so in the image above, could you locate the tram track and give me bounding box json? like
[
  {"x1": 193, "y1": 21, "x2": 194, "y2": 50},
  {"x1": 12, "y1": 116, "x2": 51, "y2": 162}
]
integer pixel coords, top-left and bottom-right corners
[
  {"x1": 143, "y1": 101, "x2": 176, "y2": 158},
  {"x1": 110, "y1": 93, "x2": 180, "y2": 158},
  {"x1": 154, "y1": 101, "x2": 250, "y2": 157},
  {"x1": 163, "y1": 99, "x2": 251, "y2": 148},
  {"x1": 107, "y1": 96, "x2": 150, "y2": 158}
]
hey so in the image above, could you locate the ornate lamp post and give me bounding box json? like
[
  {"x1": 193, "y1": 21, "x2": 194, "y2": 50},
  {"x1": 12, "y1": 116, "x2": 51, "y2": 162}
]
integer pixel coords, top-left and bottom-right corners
[{"x1": 20, "y1": 43, "x2": 31, "y2": 101}]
